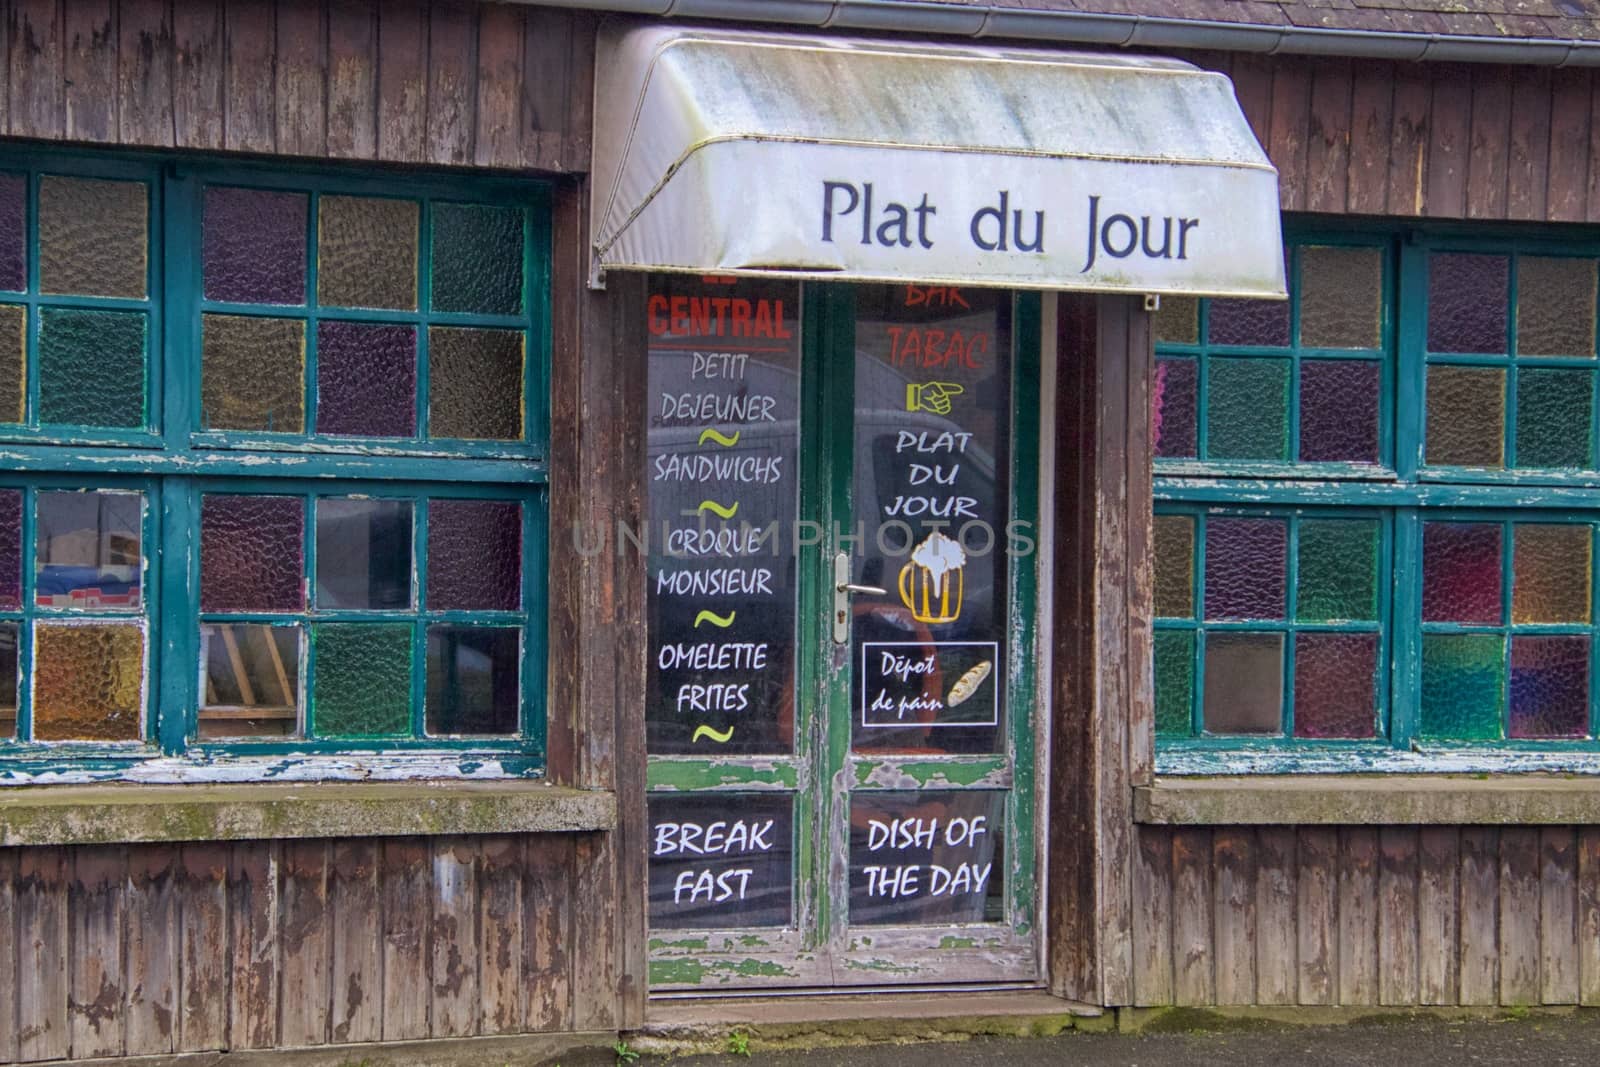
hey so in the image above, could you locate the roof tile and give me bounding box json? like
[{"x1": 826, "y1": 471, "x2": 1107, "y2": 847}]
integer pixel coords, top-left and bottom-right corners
[{"x1": 1283, "y1": 5, "x2": 1404, "y2": 26}]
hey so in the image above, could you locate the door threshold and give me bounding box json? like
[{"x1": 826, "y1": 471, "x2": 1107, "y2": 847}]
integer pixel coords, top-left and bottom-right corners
[{"x1": 643, "y1": 987, "x2": 1102, "y2": 1032}]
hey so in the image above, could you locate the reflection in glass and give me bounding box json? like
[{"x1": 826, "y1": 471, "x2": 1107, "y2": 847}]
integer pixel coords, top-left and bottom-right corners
[
  {"x1": 0, "y1": 623, "x2": 15, "y2": 739},
  {"x1": 426, "y1": 625, "x2": 519, "y2": 736},
  {"x1": 199, "y1": 623, "x2": 302, "y2": 739},
  {"x1": 850, "y1": 285, "x2": 1011, "y2": 755},
  {"x1": 35, "y1": 490, "x2": 142, "y2": 610},
  {"x1": 643, "y1": 276, "x2": 802, "y2": 756},
  {"x1": 647, "y1": 793, "x2": 794, "y2": 929},
  {"x1": 848, "y1": 790, "x2": 1005, "y2": 926},
  {"x1": 314, "y1": 498, "x2": 412, "y2": 610}
]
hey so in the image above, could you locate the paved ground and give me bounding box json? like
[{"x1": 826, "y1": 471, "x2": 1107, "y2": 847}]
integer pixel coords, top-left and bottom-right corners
[{"x1": 659, "y1": 1011, "x2": 1600, "y2": 1065}]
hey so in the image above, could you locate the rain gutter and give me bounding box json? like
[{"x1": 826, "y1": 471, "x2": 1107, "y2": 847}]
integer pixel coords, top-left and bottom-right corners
[{"x1": 514, "y1": 0, "x2": 1600, "y2": 66}]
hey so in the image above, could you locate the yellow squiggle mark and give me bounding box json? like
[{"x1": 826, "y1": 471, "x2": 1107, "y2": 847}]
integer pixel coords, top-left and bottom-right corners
[
  {"x1": 698, "y1": 427, "x2": 741, "y2": 447},
  {"x1": 691, "y1": 724, "x2": 735, "y2": 743},
  {"x1": 694, "y1": 609, "x2": 737, "y2": 628},
  {"x1": 697, "y1": 499, "x2": 739, "y2": 519}
]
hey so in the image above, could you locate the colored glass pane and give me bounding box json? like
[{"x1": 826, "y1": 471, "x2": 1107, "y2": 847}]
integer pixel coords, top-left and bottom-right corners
[
  {"x1": 431, "y1": 203, "x2": 524, "y2": 315},
  {"x1": 202, "y1": 186, "x2": 308, "y2": 306},
  {"x1": 0, "y1": 623, "x2": 15, "y2": 739},
  {"x1": 1299, "y1": 359, "x2": 1381, "y2": 464},
  {"x1": 1299, "y1": 246, "x2": 1382, "y2": 350},
  {"x1": 1206, "y1": 357, "x2": 1289, "y2": 460},
  {"x1": 198, "y1": 624, "x2": 302, "y2": 739},
  {"x1": 1515, "y1": 368, "x2": 1592, "y2": 469},
  {"x1": 1509, "y1": 635, "x2": 1590, "y2": 740},
  {"x1": 425, "y1": 625, "x2": 520, "y2": 735},
  {"x1": 1512, "y1": 523, "x2": 1591, "y2": 625},
  {"x1": 0, "y1": 490, "x2": 19, "y2": 611},
  {"x1": 38, "y1": 309, "x2": 146, "y2": 428},
  {"x1": 1153, "y1": 296, "x2": 1198, "y2": 345},
  {"x1": 315, "y1": 498, "x2": 412, "y2": 610},
  {"x1": 0, "y1": 174, "x2": 22, "y2": 292},
  {"x1": 1516, "y1": 256, "x2": 1597, "y2": 358},
  {"x1": 1154, "y1": 630, "x2": 1195, "y2": 736},
  {"x1": 1427, "y1": 252, "x2": 1509, "y2": 354},
  {"x1": 1208, "y1": 297, "x2": 1290, "y2": 348},
  {"x1": 428, "y1": 327, "x2": 524, "y2": 440},
  {"x1": 200, "y1": 494, "x2": 305, "y2": 613},
  {"x1": 1152, "y1": 513, "x2": 1194, "y2": 618},
  {"x1": 0, "y1": 304, "x2": 24, "y2": 423},
  {"x1": 200, "y1": 314, "x2": 305, "y2": 432},
  {"x1": 35, "y1": 491, "x2": 142, "y2": 611},
  {"x1": 1202, "y1": 631, "x2": 1283, "y2": 734},
  {"x1": 1297, "y1": 518, "x2": 1379, "y2": 623},
  {"x1": 1154, "y1": 358, "x2": 1197, "y2": 458},
  {"x1": 311, "y1": 623, "x2": 412, "y2": 737},
  {"x1": 1425, "y1": 365, "x2": 1505, "y2": 468},
  {"x1": 1293, "y1": 633, "x2": 1378, "y2": 739},
  {"x1": 317, "y1": 195, "x2": 417, "y2": 310},
  {"x1": 427, "y1": 499, "x2": 521, "y2": 611},
  {"x1": 1203, "y1": 516, "x2": 1287, "y2": 621},
  {"x1": 32, "y1": 623, "x2": 144, "y2": 741},
  {"x1": 38, "y1": 176, "x2": 148, "y2": 299},
  {"x1": 1420, "y1": 633, "x2": 1505, "y2": 740},
  {"x1": 1422, "y1": 521, "x2": 1503, "y2": 624},
  {"x1": 315, "y1": 321, "x2": 417, "y2": 438}
]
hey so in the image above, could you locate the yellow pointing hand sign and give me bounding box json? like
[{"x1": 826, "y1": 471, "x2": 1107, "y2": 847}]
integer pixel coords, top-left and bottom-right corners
[{"x1": 905, "y1": 381, "x2": 964, "y2": 416}]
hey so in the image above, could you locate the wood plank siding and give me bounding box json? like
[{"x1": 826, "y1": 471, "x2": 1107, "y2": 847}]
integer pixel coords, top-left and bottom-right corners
[
  {"x1": 0, "y1": 0, "x2": 592, "y2": 171},
  {"x1": 0, "y1": 835, "x2": 588, "y2": 1062},
  {"x1": 1181, "y1": 52, "x2": 1600, "y2": 223},
  {"x1": 1130, "y1": 825, "x2": 1600, "y2": 1008}
]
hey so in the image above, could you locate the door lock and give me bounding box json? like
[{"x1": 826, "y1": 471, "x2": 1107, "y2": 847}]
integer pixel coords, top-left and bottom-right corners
[{"x1": 833, "y1": 551, "x2": 886, "y2": 644}]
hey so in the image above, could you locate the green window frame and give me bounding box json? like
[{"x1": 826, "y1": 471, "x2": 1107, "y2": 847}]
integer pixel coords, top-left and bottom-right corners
[
  {"x1": 0, "y1": 148, "x2": 550, "y2": 780},
  {"x1": 1155, "y1": 222, "x2": 1600, "y2": 772}
]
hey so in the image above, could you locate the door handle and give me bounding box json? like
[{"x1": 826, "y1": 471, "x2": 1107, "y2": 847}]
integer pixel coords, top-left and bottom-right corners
[{"x1": 833, "y1": 552, "x2": 885, "y2": 644}]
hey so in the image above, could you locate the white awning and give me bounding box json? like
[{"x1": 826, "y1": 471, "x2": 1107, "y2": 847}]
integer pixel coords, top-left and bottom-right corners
[{"x1": 589, "y1": 24, "x2": 1285, "y2": 298}]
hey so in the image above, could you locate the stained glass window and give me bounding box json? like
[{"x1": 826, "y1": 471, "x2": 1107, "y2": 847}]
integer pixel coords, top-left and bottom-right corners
[
  {"x1": 0, "y1": 486, "x2": 152, "y2": 743},
  {"x1": 1419, "y1": 519, "x2": 1597, "y2": 741},
  {"x1": 199, "y1": 183, "x2": 536, "y2": 447},
  {"x1": 0, "y1": 150, "x2": 549, "y2": 776},
  {"x1": 1153, "y1": 239, "x2": 1388, "y2": 467},
  {"x1": 1424, "y1": 251, "x2": 1600, "y2": 471},
  {"x1": 0, "y1": 168, "x2": 154, "y2": 437},
  {"x1": 1160, "y1": 230, "x2": 1600, "y2": 764},
  {"x1": 197, "y1": 490, "x2": 530, "y2": 741},
  {"x1": 1153, "y1": 508, "x2": 1385, "y2": 739}
]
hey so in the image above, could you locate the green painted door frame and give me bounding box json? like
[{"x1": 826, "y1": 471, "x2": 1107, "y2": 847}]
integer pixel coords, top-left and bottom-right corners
[{"x1": 647, "y1": 284, "x2": 1043, "y2": 990}]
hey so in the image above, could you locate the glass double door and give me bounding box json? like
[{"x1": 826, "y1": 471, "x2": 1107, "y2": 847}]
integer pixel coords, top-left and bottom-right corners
[{"x1": 644, "y1": 277, "x2": 1040, "y2": 989}]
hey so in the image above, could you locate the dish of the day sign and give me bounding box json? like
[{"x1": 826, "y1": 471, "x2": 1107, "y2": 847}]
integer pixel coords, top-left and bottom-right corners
[
  {"x1": 645, "y1": 276, "x2": 801, "y2": 756},
  {"x1": 849, "y1": 790, "x2": 1005, "y2": 926}
]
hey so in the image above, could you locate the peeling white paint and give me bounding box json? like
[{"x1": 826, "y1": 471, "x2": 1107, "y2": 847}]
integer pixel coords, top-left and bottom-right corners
[
  {"x1": 1158, "y1": 748, "x2": 1600, "y2": 776},
  {"x1": 0, "y1": 754, "x2": 526, "y2": 786}
]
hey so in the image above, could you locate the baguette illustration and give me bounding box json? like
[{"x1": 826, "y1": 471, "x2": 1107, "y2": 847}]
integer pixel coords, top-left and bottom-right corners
[{"x1": 947, "y1": 660, "x2": 993, "y2": 707}]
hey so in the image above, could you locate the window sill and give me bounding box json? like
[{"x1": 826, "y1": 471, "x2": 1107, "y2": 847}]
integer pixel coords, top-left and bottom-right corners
[
  {"x1": 1135, "y1": 775, "x2": 1600, "y2": 826},
  {"x1": 0, "y1": 780, "x2": 617, "y2": 846}
]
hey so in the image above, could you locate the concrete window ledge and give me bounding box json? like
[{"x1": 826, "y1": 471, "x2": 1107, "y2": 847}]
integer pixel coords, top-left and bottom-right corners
[
  {"x1": 0, "y1": 781, "x2": 617, "y2": 846},
  {"x1": 1135, "y1": 775, "x2": 1600, "y2": 826}
]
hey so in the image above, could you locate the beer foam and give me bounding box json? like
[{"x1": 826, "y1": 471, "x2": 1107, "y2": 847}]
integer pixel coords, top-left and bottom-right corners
[{"x1": 910, "y1": 530, "x2": 966, "y2": 593}]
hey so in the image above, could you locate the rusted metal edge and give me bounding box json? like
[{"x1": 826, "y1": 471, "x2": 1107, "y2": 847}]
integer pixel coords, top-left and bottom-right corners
[{"x1": 0, "y1": 781, "x2": 617, "y2": 846}]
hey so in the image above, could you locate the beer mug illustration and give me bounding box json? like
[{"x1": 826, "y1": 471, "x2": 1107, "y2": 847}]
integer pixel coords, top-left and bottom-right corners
[{"x1": 899, "y1": 531, "x2": 966, "y2": 624}]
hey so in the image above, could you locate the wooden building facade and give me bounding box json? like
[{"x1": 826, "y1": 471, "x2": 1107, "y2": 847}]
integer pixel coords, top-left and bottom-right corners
[{"x1": 2, "y1": 0, "x2": 1600, "y2": 1061}]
